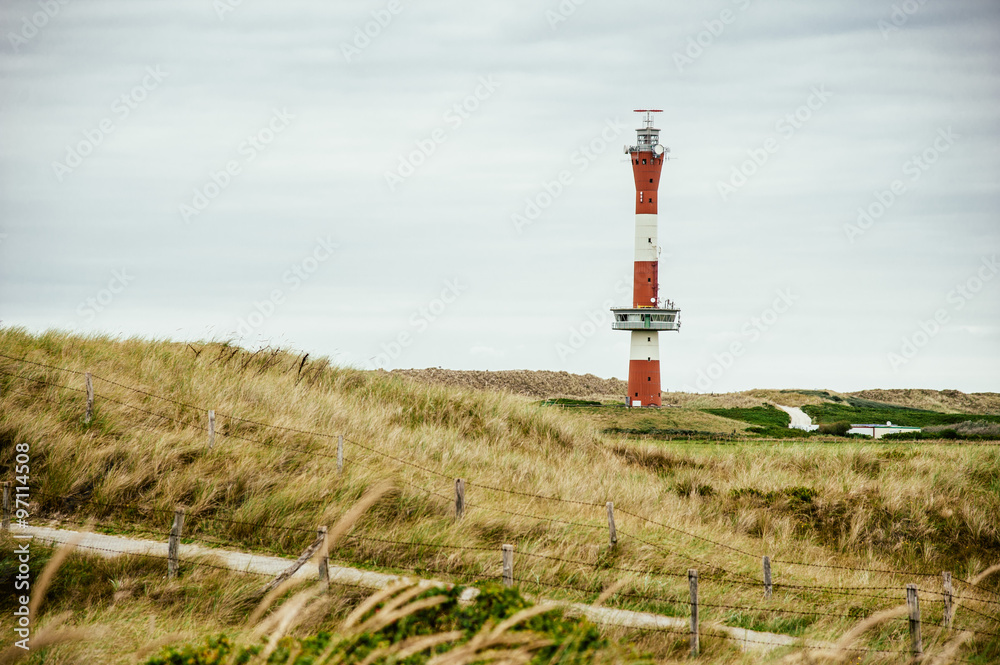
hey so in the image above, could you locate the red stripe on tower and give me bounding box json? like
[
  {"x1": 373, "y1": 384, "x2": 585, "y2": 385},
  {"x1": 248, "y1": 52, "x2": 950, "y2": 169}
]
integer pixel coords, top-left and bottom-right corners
[{"x1": 633, "y1": 261, "x2": 657, "y2": 307}]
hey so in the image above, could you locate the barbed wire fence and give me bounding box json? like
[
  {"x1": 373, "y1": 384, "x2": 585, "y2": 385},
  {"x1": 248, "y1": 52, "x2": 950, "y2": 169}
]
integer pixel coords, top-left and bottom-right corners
[{"x1": 1, "y1": 351, "x2": 998, "y2": 660}]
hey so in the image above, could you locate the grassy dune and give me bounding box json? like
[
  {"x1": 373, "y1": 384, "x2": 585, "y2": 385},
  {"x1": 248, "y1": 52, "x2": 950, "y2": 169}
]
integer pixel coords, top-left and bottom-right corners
[
  {"x1": 1, "y1": 328, "x2": 998, "y2": 664},
  {"x1": 389, "y1": 368, "x2": 629, "y2": 402},
  {"x1": 394, "y1": 370, "x2": 1000, "y2": 417}
]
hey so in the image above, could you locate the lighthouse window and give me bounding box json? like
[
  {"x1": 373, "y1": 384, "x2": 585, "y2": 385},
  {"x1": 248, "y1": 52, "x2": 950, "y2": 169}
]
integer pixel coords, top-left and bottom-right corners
[
  {"x1": 647, "y1": 278, "x2": 651, "y2": 282},
  {"x1": 649, "y1": 198, "x2": 653, "y2": 203},
  {"x1": 642, "y1": 159, "x2": 647, "y2": 164},
  {"x1": 648, "y1": 377, "x2": 651, "y2": 381},
  {"x1": 649, "y1": 178, "x2": 653, "y2": 183}
]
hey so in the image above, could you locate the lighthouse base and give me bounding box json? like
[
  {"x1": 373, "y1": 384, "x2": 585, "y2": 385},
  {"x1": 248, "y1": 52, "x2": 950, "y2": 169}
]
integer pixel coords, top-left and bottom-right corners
[
  {"x1": 628, "y1": 360, "x2": 661, "y2": 406},
  {"x1": 627, "y1": 330, "x2": 661, "y2": 406}
]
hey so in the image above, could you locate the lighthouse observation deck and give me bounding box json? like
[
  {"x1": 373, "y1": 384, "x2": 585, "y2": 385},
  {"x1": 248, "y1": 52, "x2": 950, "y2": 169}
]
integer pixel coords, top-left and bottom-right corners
[{"x1": 610, "y1": 306, "x2": 681, "y2": 332}]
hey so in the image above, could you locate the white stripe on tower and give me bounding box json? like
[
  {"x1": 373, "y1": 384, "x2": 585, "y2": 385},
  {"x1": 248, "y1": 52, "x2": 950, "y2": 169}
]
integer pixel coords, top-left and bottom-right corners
[
  {"x1": 629, "y1": 331, "x2": 660, "y2": 361},
  {"x1": 633, "y1": 214, "x2": 658, "y2": 262}
]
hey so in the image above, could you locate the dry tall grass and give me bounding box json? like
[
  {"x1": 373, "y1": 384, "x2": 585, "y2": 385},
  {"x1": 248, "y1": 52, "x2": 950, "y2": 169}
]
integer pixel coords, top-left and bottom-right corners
[
  {"x1": 847, "y1": 389, "x2": 1000, "y2": 415},
  {"x1": 388, "y1": 368, "x2": 628, "y2": 402},
  {"x1": 0, "y1": 535, "x2": 589, "y2": 665},
  {"x1": 1, "y1": 327, "x2": 998, "y2": 663}
]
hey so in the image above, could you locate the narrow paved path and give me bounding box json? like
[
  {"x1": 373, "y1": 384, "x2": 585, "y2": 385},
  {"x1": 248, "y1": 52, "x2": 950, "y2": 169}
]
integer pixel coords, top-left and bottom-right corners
[
  {"x1": 25, "y1": 525, "x2": 830, "y2": 654},
  {"x1": 776, "y1": 405, "x2": 819, "y2": 431}
]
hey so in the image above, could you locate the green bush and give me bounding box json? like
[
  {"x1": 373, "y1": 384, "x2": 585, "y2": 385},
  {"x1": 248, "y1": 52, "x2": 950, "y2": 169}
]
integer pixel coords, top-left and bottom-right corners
[
  {"x1": 145, "y1": 583, "x2": 608, "y2": 665},
  {"x1": 879, "y1": 431, "x2": 923, "y2": 441},
  {"x1": 144, "y1": 634, "x2": 255, "y2": 665},
  {"x1": 818, "y1": 421, "x2": 851, "y2": 436},
  {"x1": 882, "y1": 427, "x2": 1000, "y2": 441},
  {"x1": 730, "y1": 486, "x2": 817, "y2": 505},
  {"x1": 673, "y1": 480, "x2": 715, "y2": 497}
]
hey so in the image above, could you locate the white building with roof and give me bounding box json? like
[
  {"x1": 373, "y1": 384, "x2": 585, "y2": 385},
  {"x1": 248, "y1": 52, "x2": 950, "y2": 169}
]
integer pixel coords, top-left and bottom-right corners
[{"x1": 848, "y1": 421, "x2": 921, "y2": 439}]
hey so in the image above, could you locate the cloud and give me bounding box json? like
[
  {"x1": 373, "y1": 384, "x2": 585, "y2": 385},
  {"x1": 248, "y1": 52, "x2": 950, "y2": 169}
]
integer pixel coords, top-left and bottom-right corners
[{"x1": 1, "y1": 0, "x2": 998, "y2": 391}]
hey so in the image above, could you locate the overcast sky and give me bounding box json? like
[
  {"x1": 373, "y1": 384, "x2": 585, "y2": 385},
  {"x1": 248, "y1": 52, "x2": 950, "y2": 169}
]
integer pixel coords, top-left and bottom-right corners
[{"x1": 1, "y1": 0, "x2": 998, "y2": 393}]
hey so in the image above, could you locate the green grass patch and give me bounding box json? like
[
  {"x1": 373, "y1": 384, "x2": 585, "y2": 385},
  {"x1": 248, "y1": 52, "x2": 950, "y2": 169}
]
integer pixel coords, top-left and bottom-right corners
[
  {"x1": 802, "y1": 402, "x2": 1000, "y2": 427},
  {"x1": 724, "y1": 609, "x2": 813, "y2": 636},
  {"x1": 538, "y1": 398, "x2": 605, "y2": 407},
  {"x1": 602, "y1": 426, "x2": 716, "y2": 438},
  {"x1": 701, "y1": 405, "x2": 791, "y2": 428},
  {"x1": 744, "y1": 425, "x2": 813, "y2": 438}
]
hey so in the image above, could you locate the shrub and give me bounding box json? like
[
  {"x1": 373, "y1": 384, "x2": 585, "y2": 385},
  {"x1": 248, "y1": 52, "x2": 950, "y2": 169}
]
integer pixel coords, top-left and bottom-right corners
[
  {"x1": 145, "y1": 583, "x2": 608, "y2": 665},
  {"x1": 673, "y1": 480, "x2": 715, "y2": 497},
  {"x1": 786, "y1": 486, "x2": 817, "y2": 503},
  {"x1": 730, "y1": 486, "x2": 816, "y2": 504},
  {"x1": 745, "y1": 425, "x2": 812, "y2": 438},
  {"x1": 144, "y1": 634, "x2": 252, "y2": 665},
  {"x1": 818, "y1": 421, "x2": 851, "y2": 436}
]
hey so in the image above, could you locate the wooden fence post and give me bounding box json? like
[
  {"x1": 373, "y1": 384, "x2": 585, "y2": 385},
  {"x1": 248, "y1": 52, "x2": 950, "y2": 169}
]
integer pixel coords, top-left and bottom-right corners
[
  {"x1": 168, "y1": 508, "x2": 185, "y2": 579},
  {"x1": 606, "y1": 502, "x2": 617, "y2": 546},
  {"x1": 906, "y1": 583, "x2": 922, "y2": 659},
  {"x1": 502, "y1": 544, "x2": 513, "y2": 587},
  {"x1": 689, "y1": 569, "x2": 699, "y2": 658},
  {"x1": 317, "y1": 526, "x2": 329, "y2": 587},
  {"x1": 260, "y1": 532, "x2": 327, "y2": 596},
  {"x1": 337, "y1": 435, "x2": 344, "y2": 474},
  {"x1": 763, "y1": 555, "x2": 772, "y2": 599},
  {"x1": 1, "y1": 482, "x2": 9, "y2": 532},
  {"x1": 208, "y1": 410, "x2": 215, "y2": 449},
  {"x1": 455, "y1": 478, "x2": 465, "y2": 520},
  {"x1": 84, "y1": 373, "x2": 94, "y2": 424},
  {"x1": 942, "y1": 572, "x2": 953, "y2": 629}
]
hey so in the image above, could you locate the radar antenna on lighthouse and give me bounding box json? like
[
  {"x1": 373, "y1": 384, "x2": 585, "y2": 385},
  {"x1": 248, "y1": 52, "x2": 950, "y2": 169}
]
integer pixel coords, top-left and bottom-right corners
[{"x1": 610, "y1": 109, "x2": 680, "y2": 407}]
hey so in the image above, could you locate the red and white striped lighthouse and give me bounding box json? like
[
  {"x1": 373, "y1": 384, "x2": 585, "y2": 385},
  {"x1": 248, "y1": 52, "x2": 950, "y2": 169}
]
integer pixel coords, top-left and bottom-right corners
[{"x1": 611, "y1": 110, "x2": 680, "y2": 407}]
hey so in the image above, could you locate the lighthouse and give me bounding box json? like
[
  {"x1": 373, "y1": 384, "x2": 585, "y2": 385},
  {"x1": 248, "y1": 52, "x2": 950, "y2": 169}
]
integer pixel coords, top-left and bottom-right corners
[{"x1": 611, "y1": 110, "x2": 681, "y2": 407}]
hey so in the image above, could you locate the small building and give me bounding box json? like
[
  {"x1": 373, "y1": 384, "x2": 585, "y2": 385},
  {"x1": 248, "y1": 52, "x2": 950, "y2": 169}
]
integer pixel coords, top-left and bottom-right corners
[{"x1": 848, "y1": 421, "x2": 921, "y2": 439}]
